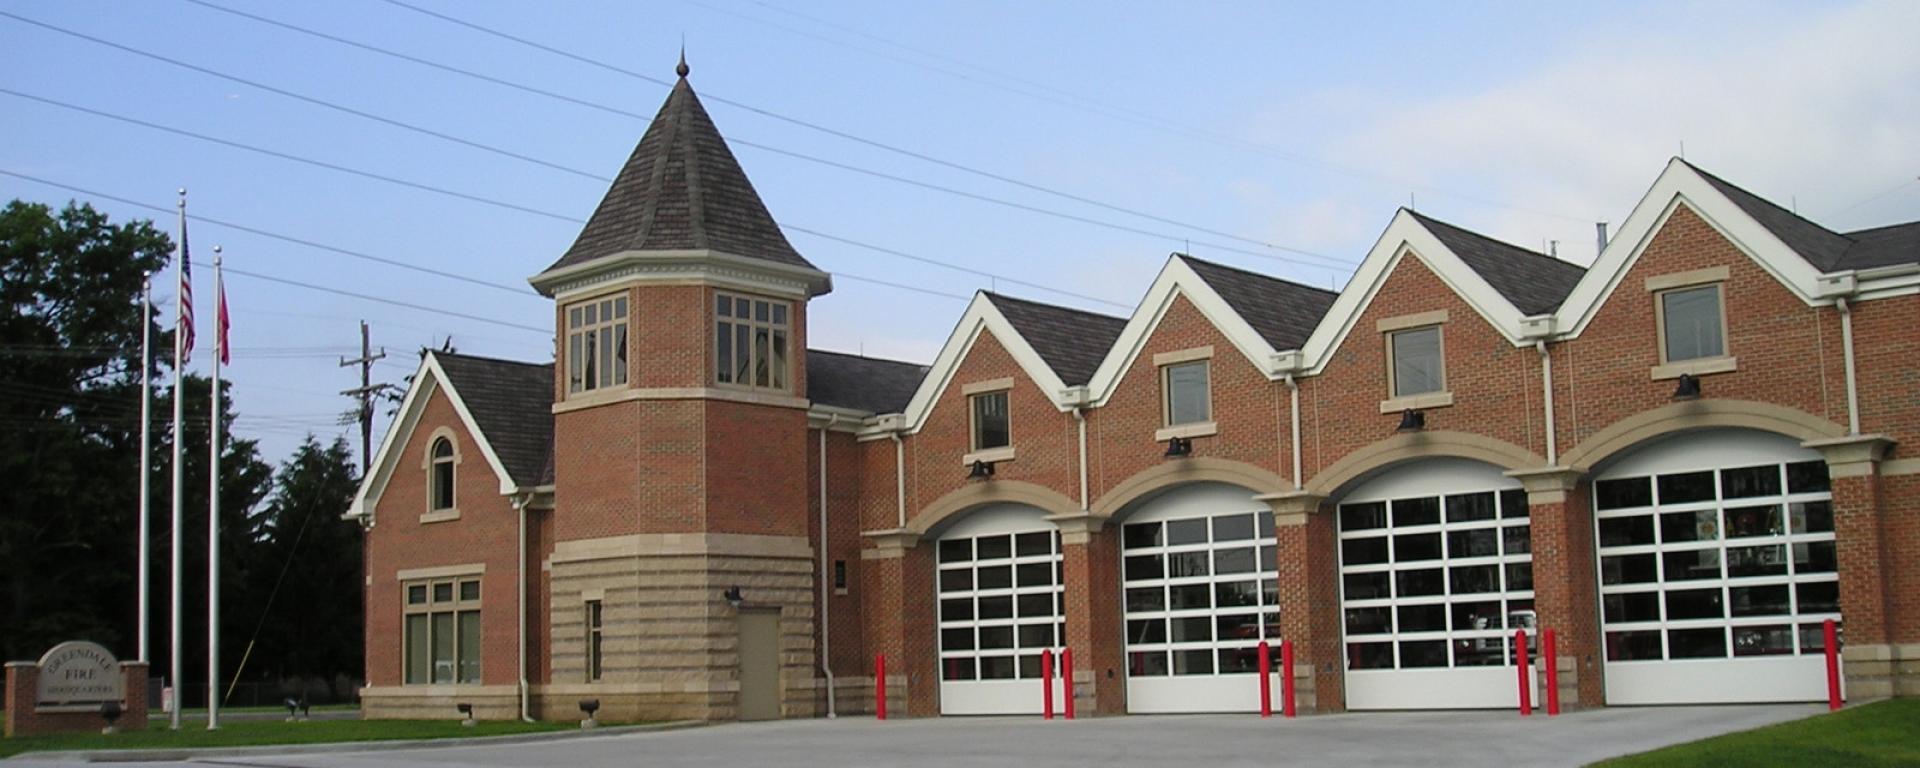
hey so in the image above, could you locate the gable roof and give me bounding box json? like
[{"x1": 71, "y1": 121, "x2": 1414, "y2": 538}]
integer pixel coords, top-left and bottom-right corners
[
  {"x1": 1179, "y1": 254, "x2": 1338, "y2": 350},
  {"x1": 1841, "y1": 221, "x2": 1920, "y2": 270},
  {"x1": 1687, "y1": 161, "x2": 1919, "y2": 273},
  {"x1": 807, "y1": 349, "x2": 927, "y2": 414},
  {"x1": 432, "y1": 352, "x2": 554, "y2": 487},
  {"x1": 1407, "y1": 211, "x2": 1587, "y2": 315},
  {"x1": 984, "y1": 293, "x2": 1128, "y2": 386},
  {"x1": 545, "y1": 70, "x2": 813, "y2": 275}
]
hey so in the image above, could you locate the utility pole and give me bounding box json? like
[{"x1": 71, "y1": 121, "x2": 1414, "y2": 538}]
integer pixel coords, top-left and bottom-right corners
[{"x1": 339, "y1": 321, "x2": 397, "y2": 473}]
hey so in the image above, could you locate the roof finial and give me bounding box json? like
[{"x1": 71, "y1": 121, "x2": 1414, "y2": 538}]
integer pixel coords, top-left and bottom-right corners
[{"x1": 676, "y1": 39, "x2": 689, "y2": 79}]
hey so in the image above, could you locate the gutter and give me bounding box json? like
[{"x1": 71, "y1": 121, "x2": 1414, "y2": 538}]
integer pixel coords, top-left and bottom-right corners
[
  {"x1": 1536, "y1": 341, "x2": 1558, "y2": 465},
  {"x1": 1835, "y1": 298, "x2": 1861, "y2": 435},
  {"x1": 818, "y1": 415, "x2": 839, "y2": 718},
  {"x1": 511, "y1": 491, "x2": 534, "y2": 722}
]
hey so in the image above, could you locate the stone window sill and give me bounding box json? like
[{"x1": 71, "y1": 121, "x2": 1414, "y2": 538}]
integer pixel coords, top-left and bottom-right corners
[
  {"x1": 1378, "y1": 391, "x2": 1454, "y2": 414},
  {"x1": 962, "y1": 446, "x2": 1016, "y2": 465},
  {"x1": 1155, "y1": 421, "x2": 1219, "y2": 441},
  {"x1": 1651, "y1": 355, "x2": 1737, "y2": 380},
  {"x1": 419, "y1": 509, "x2": 461, "y2": 524}
]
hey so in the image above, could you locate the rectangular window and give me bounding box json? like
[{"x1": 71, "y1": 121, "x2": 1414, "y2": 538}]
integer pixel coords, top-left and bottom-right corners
[
  {"x1": 971, "y1": 391, "x2": 1010, "y2": 450},
  {"x1": 1389, "y1": 325, "x2": 1444, "y2": 397},
  {"x1": 402, "y1": 576, "x2": 482, "y2": 686},
  {"x1": 1163, "y1": 361, "x2": 1211, "y2": 426},
  {"x1": 833, "y1": 560, "x2": 848, "y2": 590},
  {"x1": 1660, "y1": 284, "x2": 1725, "y2": 362},
  {"x1": 715, "y1": 292, "x2": 791, "y2": 391},
  {"x1": 585, "y1": 600, "x2": 603, "y2": 683},
  {"x1": 566, "y1": 295, "x2": 629, "y2": 394}
]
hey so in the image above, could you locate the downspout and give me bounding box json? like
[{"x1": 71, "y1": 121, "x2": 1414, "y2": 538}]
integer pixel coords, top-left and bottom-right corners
[
  {"x1": 1536, "y1": 342, "x2": 1558, "y2": 465},
  {"x1": 891, "y1": 433, "x2": 907, "y2": 528},
  {"x1": 818, "y1": 416, "x2": 839, "y2": 717},
  {"x1": 512, "y1": 492, "x2": 533, "y2": 722},
  {"x1": 1284, "y1": 375, "x2": 1302, "y2": 490},
  {"x1": 1071, "y1": 408, "x2": 1088, "y2": 511},
  {"x1": 1836, "y1": 299, "x2": 1861, "y2": 435}
]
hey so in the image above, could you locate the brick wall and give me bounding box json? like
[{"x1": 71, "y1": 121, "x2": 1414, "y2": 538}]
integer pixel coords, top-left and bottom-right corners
[{"x1": 365, "y1": 389, "x2": 525, "y2": 691}]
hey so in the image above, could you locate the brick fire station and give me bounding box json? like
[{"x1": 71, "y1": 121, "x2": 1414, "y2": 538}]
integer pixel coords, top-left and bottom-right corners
[{"x1": 348, "y1": 63, "x2": 1920, "y2": 721}]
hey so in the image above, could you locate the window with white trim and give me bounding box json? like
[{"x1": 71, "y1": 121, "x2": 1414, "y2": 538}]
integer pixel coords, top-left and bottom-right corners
[
  {"x1": 1388, "y1": 325, "x2": 1444, "y2": 398},
  {"x1": 429, "y1": 438, "x2": 455, "y2": 512},
  {"x1": 403, "y1": 577, "x2": 481, "y2": 685},
  {"x1": 1162, "y1": 361, "x2": 1211, "y2": 426},
  {"x1": 566, "y1": 295, "x2": 629, "y2": 394},
  {"x1": 1658, "y1": 284, "x2": 1726, "y2": 363},
  {"x1": 715, "y1": 292, "x2": 790, "y2": 391},
  {"x1": 971, "y1": 391, "x2": 1010, "y2": 451}
]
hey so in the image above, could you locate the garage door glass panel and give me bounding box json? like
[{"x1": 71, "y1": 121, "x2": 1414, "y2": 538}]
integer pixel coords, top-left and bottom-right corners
[
  {"x1": 1122, "y1": 507, "x2": 1280, "y2": 681},
  {"x1": 938, "y1": 527, "x2": 1063, "y2": 683},
  {"x1": 1339, "y1": 482, "x2": 1534, "y2": 672},
  {"x1": 1595, "y1": 456, "x2": 1838, "y2": 667}
]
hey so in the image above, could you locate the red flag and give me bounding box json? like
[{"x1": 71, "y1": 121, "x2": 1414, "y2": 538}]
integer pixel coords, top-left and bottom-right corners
[{"x1": 216, "y1": 274, "x2": 230, "y2": 365}]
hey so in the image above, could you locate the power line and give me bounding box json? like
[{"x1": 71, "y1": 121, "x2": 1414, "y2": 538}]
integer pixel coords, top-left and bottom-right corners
[
  {"x1": 717, "y1": 0, "x2": 1595, "y2": 226},
  {"x1": 1, "y1": 87, "x2": 584, "y2": 225},
  {"x1": 219, "y1": 267, "x2": 552, "y2": 334},
  {"x1": 0, "y1": 10, "x2": 607, "y2": 183},
  {"x1": 200, "y1": 0, "x2": 1357, "y2": 268},
  {"x1": 0, "y1": 170, "x2": 538, "y2": 297}
]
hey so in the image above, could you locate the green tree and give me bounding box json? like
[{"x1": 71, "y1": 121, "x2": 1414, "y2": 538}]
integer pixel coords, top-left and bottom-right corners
[
  {"x1": 0, "y1": 199, "x2": 171, "y2": 661},
  {"x1": 229, "y1": 436, "x2": 364, "y2": 694}
]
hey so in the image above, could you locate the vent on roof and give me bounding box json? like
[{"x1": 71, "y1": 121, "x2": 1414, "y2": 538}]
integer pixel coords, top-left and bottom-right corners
[{"x1": 1597, "y1": 222, "x2": 1610, "y2": 256}]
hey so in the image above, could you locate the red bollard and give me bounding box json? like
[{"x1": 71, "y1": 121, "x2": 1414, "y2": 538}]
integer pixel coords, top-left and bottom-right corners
[
  {"x1": 1281, "y1": 639, "x2": 1296, "y2": 718},
  {"x1": 1041, "y1": 649, "x2": 1055, "y2": 720},
  {"x1": 1543, "y1": 628, "x2": 1560, "y2": 716},
  {"x1": 1515, "y1": 630, "x2": 1532, "y2": 717},
  {"x1": 875, "y1": 653, "x2": 887, "y2": 721},
  {"x1": 1824, "y1": 619, "x2": 1842, "y2": 711},
  {"x1": 1258, "y1": 642, "x2": 1273, "y2": 718},
  {"x1": 1062, "y1": 648, "x2": 1075, "y2": 720}
]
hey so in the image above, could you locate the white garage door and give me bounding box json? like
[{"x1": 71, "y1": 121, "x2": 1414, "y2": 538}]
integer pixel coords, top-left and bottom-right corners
[
  {"x1": 1119, "y1": 483, "x2": 1280, "y2": 713},
  {"x1": 1594, "y1": 429, "x2": 1840, "y2": 705},
  {"x1": 935, "y1": 504, "x2": 1067, "y2": 715},
  {"x1": 1337, "y1": 459, "x2": 1536, "y2": 710}
]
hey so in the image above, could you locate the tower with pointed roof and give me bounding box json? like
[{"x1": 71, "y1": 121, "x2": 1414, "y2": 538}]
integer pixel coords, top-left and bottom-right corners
[{"x1": 529, "y1": 58, "x2": 830, "y2": 722}]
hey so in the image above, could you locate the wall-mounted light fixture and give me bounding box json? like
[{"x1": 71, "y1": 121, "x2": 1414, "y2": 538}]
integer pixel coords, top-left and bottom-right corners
[
  {"x1": 967, "y1": 459, "x2": 996, "y2": 480},
  {"x1": 723, "y1": 585, "x2": 744, "y2": 606},
  {"x1": 1672, "y1": 373, "x2": 1701, "y2": 401},
  {"x1": 1163, "y1": 436, "x2": 1193, "y2": 458},
  {"x1": 1395, "y1": 409, "x2": 1426, "y2": 433}
]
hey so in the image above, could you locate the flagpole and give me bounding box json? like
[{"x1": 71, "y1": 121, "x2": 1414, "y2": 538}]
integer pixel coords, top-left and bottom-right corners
[
  {"x1": 169, "y1": 189, "x2": 187, "y2": 731},
  {"x1": 207, "y1": 245, "x2": 223, "y2": 731},
  {"x1": 138, "y1": 274, "x2": 152, "y2": 665}
]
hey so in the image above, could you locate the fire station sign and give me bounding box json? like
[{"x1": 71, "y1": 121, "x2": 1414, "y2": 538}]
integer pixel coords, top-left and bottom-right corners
[{"x1": 35, "y1": 641, "x2": 123, "y2": 706}]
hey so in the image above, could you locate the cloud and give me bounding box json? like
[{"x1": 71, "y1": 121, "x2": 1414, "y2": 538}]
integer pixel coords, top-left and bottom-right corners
[{"x1": 1321, "y1": 0, "x2": 1920, "y2": 264}]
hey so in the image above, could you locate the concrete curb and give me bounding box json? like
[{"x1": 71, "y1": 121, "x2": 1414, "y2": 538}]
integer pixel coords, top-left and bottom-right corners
[{"x1": 9, "y1": 720, "x2": 707, "y2": 763}]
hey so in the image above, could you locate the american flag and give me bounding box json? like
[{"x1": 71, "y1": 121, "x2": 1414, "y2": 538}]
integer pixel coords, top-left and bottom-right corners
[
  {"x1": 178, "y1": 217, "x2": 194, "y2": 363},
  {"x1": 216, "y1": 265, "x2": 229, "y2": 366}
]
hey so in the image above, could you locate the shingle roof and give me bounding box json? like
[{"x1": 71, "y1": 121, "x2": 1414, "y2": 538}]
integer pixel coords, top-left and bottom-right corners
[
  {"x1": 1687, "y1": 162, "x2": 1918, "y2": 272},
  {"x1": 1840, "y1": 221, "x2": 1920, "y2": 270},
  {"x1": 984, "y1": 293, "x2": 1128, "y2": 386},
  {"x1": 544, "y1": 71, "x2": 813, "y2": 275},
  {"x1": 1179, "y1": 255, "x2": 1338, "y2": 351},
  {"x1": 1407, "y1": 210, "x2": 1587, "y2": 315},
  {"x1": 807, "y1": 349, "x2": 927, "y2": 414},
  {"x1": 431, "y1": 352, "x2": 554, "y2": 488}
]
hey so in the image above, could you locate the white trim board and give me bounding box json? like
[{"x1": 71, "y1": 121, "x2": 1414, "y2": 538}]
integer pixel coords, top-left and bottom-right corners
[
  {"x1": 894, "y1": 293, "x2": 1075, "y2": 435},
  {"x1": 346, "y1": 352, "x2": 520, "y2": 522}
]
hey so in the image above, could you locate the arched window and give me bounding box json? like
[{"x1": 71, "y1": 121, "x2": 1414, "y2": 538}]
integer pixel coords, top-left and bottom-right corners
[{"x1": 430, "y1": 438, "x2": 455, "y2": 511}]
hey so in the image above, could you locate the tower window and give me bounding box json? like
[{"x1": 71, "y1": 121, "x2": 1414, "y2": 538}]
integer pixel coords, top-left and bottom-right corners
[{"x1": 715, "y1": 292, "x2": 791, "y2": 391}]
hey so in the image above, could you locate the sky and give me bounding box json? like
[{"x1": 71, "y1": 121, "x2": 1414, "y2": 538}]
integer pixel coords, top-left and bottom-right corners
[{"x1": 3, "y1": 0, "x2": 1916, "y2": 471}]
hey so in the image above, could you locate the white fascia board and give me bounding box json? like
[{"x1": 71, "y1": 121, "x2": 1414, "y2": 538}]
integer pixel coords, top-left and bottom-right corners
[
  {"x1": 346, "y1": 353, "x2": 521, "y2": 520},
  {"x1": 1556, "y1": 159, "x2": 1827, "y2": 339},
  {"x1": 897, "y1": 293, "x2": 1072, "y2": 434},
  {"x1": 347, "y1": 356, "x2": 432, "y2": 521},
  {"x1": 1085, "y1": 256, "x2": 1278, "y2": 406},
  {"x1": 1296, "y1": 211, "x2": 1532, "y2": 376}
]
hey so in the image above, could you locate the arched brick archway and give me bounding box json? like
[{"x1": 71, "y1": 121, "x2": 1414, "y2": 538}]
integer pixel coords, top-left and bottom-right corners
[
  {"x1": 1090, "y1": 457, "x2": 1290, "y2": 521},
  {"x1": 905, "y1": 480, "x2": 1079, "y2": 538},
  {"x1": 1559, "y1": 399, "x2": 1845, "y2": 474},
  {"x1": 1303, "y1": 430, "x2": 1544, "y2": 500}
]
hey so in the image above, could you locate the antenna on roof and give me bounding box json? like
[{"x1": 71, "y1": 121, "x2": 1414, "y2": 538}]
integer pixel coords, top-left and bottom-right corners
[
  {"x1": 1792, "y1": 195, "x2": 1799, "y2": 215},
  {"x1": 1679, "y1": 140, "x2": 1686, "y2": 159},
  {"x1": 1549, "y1": 240, "x2": 1559, "y2": 259},
  {"x1": 1409, "y1": 192, "x2": 1416, "y2": 212}
]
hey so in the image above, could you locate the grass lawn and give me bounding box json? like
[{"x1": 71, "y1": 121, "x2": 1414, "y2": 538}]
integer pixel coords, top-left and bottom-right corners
[
  {"x1": 1593, "y1": 699, "x2": 1920, "y2": 767},
  {"x1": 0, "y1": 718, "x2": 577, "y2": 758}
]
